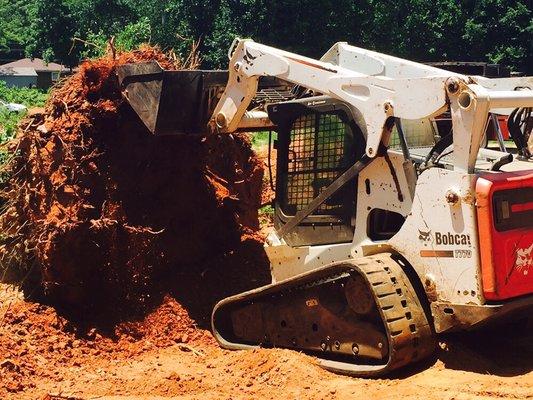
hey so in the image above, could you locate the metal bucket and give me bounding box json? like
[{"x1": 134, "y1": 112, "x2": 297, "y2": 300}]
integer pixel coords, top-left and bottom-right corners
[{"x1": 117, "y1": 61, "x2": 228, "y2": 135}]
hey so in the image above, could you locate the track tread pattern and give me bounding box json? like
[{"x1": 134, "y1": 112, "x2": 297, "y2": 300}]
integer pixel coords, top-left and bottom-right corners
[
  {"x1": 212, "y1": 252, "x2": 435, "y2": 377},
  {"x1": 354, "y1": 254, "x2": 435, "y2": 374}
]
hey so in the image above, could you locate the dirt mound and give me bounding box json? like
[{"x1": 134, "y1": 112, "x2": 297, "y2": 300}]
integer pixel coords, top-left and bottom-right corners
[
  {"x1": 0, "y1": 285, "x2": 328, "y2": 399},
  {"x1": 0, "y1": 288, "x2": 214, "y2": 396},
  {"x1": 0, "y1": 46, "x2": 273, "y2": 398},
  {"x1": 0, "y1": 46, "x2": 266, "y2": 313}
]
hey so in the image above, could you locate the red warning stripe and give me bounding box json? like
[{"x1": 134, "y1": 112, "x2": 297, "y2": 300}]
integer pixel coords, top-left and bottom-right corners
[
  {"x1": 511, "y1": 201, "x2": 533, "y2": 213},
  {"x1": 420, "y1": 250, "x2": 454, "y2": 258}
]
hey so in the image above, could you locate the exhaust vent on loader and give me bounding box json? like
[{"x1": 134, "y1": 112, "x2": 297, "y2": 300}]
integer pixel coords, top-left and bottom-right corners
[{"x1": 117, "y1": 61, "x2": 228, "y2": 135}]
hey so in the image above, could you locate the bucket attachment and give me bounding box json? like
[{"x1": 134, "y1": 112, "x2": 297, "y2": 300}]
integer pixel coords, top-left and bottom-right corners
[{"x1": 117, "y1": 61, "x2": 228, "y2": 135}]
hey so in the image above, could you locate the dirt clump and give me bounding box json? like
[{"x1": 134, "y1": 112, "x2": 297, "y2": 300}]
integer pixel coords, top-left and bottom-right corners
[
  {"x1": 0, "y1": 46, "x2": 267, "y2": 314},
  {"x1": 0, "y1": 287, "x2": 214, "y2": 397}
]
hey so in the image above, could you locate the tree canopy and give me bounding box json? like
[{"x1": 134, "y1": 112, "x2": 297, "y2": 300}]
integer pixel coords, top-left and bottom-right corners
[{"x1": 0, "y1": 0, "x2": 531, "y2": 72}]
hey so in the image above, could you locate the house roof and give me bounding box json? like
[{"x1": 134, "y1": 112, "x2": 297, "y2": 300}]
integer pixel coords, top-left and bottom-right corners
[
  {"x1": 1, "y1": 58, "x2": 66, "y2": 72},
  {"x1": 0, "y1": 66, "x2": 38, "y2": 77}
]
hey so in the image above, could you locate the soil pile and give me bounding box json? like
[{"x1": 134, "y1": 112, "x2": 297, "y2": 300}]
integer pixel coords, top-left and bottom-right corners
[
  {"x1": 0, "y1": 289, "x2": 214, "y2": 396},
  {"x1": 0, "y1": 46, "x2": 266, "y2": 312}
]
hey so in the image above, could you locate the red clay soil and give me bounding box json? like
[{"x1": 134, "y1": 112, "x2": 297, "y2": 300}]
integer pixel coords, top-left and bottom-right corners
[
  {"x1": 0, "y1": 290, "x2": 213, "y2": 396},
  {"x1": 0, "y1": 46, "x2": 278, "y2": 398},
  {"x1": 1, "y1": 284, "x2": 532, "y2": 400},
  {"x1": 0, "y1": 46, "x2": 267, "y2": 315}
]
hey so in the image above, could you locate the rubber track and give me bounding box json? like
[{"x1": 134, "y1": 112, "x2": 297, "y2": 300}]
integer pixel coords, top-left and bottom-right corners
[
  {"x1": 212, "y1": 253, "x2": 435, "y2": 377},
  {"x1": 319, "y1": 253, "x2": 435, "y2": 376}
]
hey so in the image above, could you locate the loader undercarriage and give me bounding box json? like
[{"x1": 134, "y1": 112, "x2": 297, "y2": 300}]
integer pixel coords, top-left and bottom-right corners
[{"x1": 212, "y1": 253, "x2": 435, "y2": 376}]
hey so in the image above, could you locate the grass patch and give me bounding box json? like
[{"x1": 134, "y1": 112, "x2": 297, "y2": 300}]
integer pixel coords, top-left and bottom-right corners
[
  {"x1": 250, "y1": 131, "x2": 276, "y2": 150},
  {"x1": 0, "y1": 82, "x2": 49, "y2": 178},
  {"x1": 259, "y1": 204, "x2": 274, "y2": 215}
]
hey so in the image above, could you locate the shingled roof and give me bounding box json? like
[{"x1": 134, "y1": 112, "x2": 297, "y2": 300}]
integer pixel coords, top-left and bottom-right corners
[
  {"x1": 1, "y1": 58, "x2": 66, "y2": 72},
  {"x1": 0, "y1": 66, "x2": 38, "y2": 76}
]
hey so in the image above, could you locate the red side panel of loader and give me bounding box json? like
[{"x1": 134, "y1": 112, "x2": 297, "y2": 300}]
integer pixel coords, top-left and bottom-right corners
[{"x1": 476, "y1": 170, "x2": 533, "y2": 301}]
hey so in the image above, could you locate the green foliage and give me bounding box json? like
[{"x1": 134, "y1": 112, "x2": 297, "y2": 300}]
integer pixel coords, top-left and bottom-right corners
[
  {"x1": 368, "y1": 0, "x2": 465, "y2": 59},
  {"x1": 80, "y1": 18, "x2": 152, "y2": 59},
  {"x1": 0, "y1": 109, "x2": 23, "y2": 143},
  {"x1": 250, "y1": 131, "x2": 276, "y2": 150},
  {"x1": 117, "y1": 17, "x2": 152, "y2": 50},
  {"x1": 462, "y1": 0, "x2": 532, "y2": 73},
  {"x1": 68, "y1": 0, "x2": 138, "y2": 37},
  {"x1": 259, "y1": 204, "x2": 274, "y2": 215},
  {"x1": 0, "y1": 84, "x2": 47, "y2": 188},
  {"x1": 26, "y1": 0, "x2": 78, "y2": 66},
  {"x1": 0, "y1": 81, "x2": 47, "y2": 146},
  {"x1": 1, "y1": 0, "x2": 531, "y2": 73},
  {"x1": 0, "y1": 0, "x2": 34, "y2": 48},
  {"x1": 0, "y1": 81, "x2": 48, "y2": 108}
]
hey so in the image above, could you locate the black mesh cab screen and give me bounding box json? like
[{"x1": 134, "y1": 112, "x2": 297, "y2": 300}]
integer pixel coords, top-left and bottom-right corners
[
  {"x1": 268, "y1": 96, "x2": 365, "y2": 246},
  {"x1": 283, "y1": 112, "x2": 356, "y2": 216}
]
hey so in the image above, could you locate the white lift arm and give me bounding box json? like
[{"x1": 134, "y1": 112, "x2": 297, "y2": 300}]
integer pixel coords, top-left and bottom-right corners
[{"x1": 210, "y1": 38, "x2": 533, "y2": 172}]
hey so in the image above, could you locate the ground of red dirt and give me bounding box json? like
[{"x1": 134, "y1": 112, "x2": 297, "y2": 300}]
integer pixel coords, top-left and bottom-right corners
[{"x1": 1, "y1": 284, "x2": 532, "y2": 400}]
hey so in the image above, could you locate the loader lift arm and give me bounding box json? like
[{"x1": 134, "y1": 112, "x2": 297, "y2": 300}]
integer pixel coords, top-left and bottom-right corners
[
  {"x1": 210, "y1": 38, "x2": 533, "y2": 172},
  {"x1": 210, "y1": 38, "x2": 451, "y2": 159}
]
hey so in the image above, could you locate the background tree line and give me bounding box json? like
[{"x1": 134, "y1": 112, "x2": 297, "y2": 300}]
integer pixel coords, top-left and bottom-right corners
[{"x1": 0, "y1": 0, "x2": 531, "y2": 73}]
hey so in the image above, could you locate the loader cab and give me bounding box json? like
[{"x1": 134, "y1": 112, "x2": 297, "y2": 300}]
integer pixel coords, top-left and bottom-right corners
[{"x1": 267, "y1": 96, "x2": 366, "y2": 246}]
